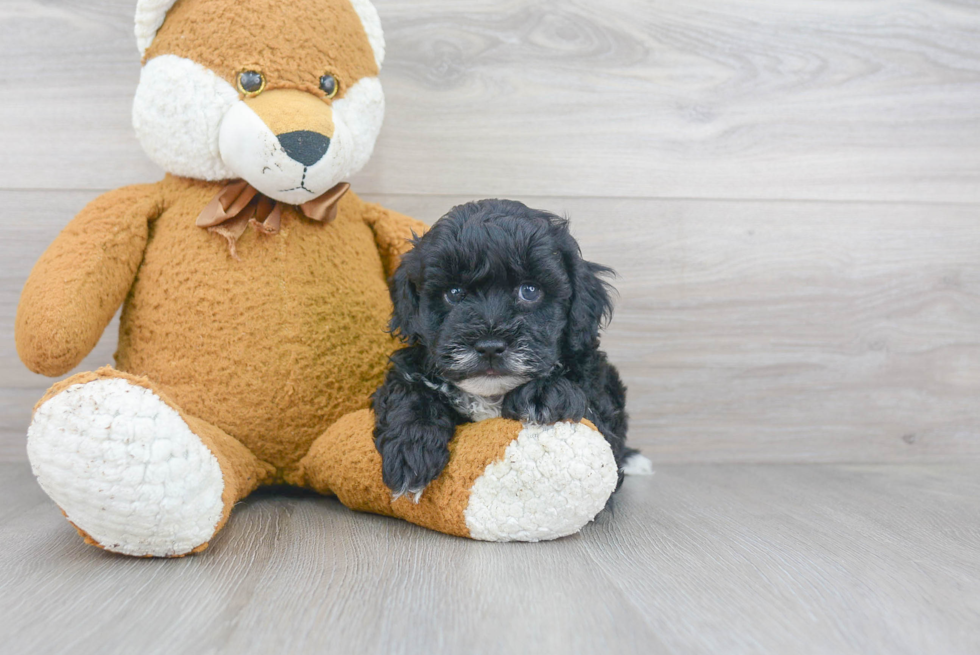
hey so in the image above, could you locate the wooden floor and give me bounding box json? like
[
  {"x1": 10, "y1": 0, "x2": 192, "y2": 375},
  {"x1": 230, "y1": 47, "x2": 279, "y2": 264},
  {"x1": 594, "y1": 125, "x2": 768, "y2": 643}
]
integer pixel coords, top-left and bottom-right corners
[{"x1": 1, "y1": 461, "x2": 978, "y2": 655}]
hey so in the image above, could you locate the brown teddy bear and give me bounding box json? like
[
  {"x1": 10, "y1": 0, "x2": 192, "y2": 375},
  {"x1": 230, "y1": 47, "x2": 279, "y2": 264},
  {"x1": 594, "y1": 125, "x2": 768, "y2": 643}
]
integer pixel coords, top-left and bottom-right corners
[{"x1": 15, "y1": 0, "x2": 621, "y2": 557}]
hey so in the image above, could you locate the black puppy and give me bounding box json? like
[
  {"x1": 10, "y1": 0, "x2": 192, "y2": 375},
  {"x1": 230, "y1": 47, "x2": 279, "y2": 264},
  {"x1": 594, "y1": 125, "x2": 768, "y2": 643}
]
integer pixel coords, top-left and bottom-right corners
[{"x1": 372, "y1": 199, "x2": 642, "y2": 499}]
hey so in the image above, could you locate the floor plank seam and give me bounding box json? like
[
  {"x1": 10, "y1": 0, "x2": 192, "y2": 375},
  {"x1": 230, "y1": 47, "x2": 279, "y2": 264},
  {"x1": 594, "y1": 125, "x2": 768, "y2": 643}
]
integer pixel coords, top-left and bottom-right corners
[{"x1": 4, "y1": 187, "x2": 980, "y2": 209}]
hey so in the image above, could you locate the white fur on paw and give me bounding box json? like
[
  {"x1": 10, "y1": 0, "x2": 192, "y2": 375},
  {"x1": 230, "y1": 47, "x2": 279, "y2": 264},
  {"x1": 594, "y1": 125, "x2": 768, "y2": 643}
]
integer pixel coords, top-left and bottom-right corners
[
  {"x1": 622, "y1": 452, "x2": 654, "y2": 476},
  {"x1": 27, "y1": 378, "x2": 225, "y2": 557},
  {"x1": 464, "y1": 422, "x2": 618, "y2": 542}
]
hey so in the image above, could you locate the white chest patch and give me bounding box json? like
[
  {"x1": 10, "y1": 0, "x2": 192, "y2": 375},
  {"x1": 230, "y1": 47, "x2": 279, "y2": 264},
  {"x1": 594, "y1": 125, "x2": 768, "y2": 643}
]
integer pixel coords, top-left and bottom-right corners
[
  {"x1": 455, "y1": 375, "x2": 527, "y2": 397},
  {"x1": 453, "y1": 391, "x2": 505, "y2": 422},
  {"x1": 411, "y1": 374, "x2": 526, "y2": 422},
  {"x1": 453, "y1": 375, "x2": 527, "y2": 421}
]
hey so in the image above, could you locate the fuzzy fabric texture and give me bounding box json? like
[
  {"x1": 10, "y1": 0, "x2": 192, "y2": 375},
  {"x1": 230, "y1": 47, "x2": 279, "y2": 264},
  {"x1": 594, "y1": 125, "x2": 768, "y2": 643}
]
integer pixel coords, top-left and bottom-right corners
[
  {"x1": 464, "y1": 421, "x2": 619, "y2": 542},
  {"x1": 144, "y1": 0, "x2": 379, "y2": 95},
  {"x1": 112, "y1": 177, "x2": 420, "y2": 473},
  {"x1": 137, "y1": 0, "x2": 384, "y2": 66},
  {"x1": 298, "y1": 410, "x2": 614, "y2": 540},
  {"x1": 32, "y1": 378, "x2": 225, "y2": 557},
  {"x1": 30, "y1": 368, "x2": 274, "y2": 556},
  {"x1": 133, "y1": 54, "x2": 239, "y2": 181},
  {"x1": 215, "y1": 77, "x2": 385, "y2": 203},
  {"x1": 134, "y1": 0, "x2": 386, "y2": 200},
  {"x1": 346, "y1": 0, "x2": 386, "y2": 67},
  {"x1": 16, "y1": 185, "x2": 159, "y2": 377},
  {"x1": 16, "y1": 0, "x2": 623, "y2": 554},
  {"x1": 135, "y1": 0, "x2": 180, "y2": 56},
  {"x1": 17, "y1": 175, "x2": 425, "y2": 474}
]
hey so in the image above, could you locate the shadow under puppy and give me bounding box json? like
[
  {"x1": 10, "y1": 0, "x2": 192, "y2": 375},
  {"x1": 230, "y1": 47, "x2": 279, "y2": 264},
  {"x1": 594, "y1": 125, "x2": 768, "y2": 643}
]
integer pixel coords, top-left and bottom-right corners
[{"x1": 372, "y1": 199, "x2": 646, "y2": 500}]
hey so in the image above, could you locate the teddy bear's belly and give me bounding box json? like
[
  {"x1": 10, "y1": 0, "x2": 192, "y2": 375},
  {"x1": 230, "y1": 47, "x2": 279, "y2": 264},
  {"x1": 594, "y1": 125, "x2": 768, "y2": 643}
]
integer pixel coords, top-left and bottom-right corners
[{"x1": 115, "y1": 202, "x2": 397, "y2": 473}]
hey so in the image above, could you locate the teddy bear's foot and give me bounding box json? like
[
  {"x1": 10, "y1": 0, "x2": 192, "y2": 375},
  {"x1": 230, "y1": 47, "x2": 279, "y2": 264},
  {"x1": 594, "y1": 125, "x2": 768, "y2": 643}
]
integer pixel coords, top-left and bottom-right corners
[
  {"x1": 299, "y1": 410, "x2": 618, "y2": 542},
  {"x1": 27, "y1": 369, "x2": 272, "y2": 557},
  {"x1": 463, "y1": 421, "x2": 619, "y2": 541}
]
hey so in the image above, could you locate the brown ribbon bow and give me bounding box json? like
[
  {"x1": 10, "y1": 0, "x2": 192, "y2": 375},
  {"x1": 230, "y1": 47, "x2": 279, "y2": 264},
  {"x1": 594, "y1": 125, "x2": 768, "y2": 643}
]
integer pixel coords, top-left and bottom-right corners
[{"x1": 196, "y1": 180, "x2": 350, "y2": 259}]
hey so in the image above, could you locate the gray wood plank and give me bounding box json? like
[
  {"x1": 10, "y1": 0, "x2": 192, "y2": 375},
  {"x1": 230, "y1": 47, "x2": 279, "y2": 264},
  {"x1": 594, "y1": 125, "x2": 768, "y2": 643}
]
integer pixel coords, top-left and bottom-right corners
[
  {"x1": 581, "y1": 463, "x2": 980, "y2": 655},
  {"x1": 1, "y1": 462, "x2": 978, "y2": 654},
  {"x1": 370, "y1": 194, "x2": 980, "y2": 464},
  {"x1": 2, "y1": 0, "x2": 979, "y2": 201},
  {"x1": 4, "y1": 190, "x2": 980, "y2": 463}
]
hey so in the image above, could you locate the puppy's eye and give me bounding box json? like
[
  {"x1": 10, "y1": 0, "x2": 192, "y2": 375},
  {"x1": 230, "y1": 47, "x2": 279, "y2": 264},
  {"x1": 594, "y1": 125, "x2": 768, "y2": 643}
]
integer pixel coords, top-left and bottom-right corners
[
  {"x1": 237, "y1": 71, "x2": 266, "y2": 96},
  {"x1": 444, "y1": 287, "x2": 465, "y2": 305},
  {"x1": 518, "y1": 283, "x2": 543, "y2": 303},
  {"x1": 319, "y1": 74, "x2": 338, "y2": 98}
]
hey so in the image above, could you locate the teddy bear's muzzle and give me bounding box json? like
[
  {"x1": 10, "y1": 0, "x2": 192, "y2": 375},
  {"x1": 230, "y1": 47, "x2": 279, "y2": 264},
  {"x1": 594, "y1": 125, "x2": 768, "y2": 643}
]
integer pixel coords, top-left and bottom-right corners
[{"x1": 218, "y1": 88, "x2": 348, "y2": 205}]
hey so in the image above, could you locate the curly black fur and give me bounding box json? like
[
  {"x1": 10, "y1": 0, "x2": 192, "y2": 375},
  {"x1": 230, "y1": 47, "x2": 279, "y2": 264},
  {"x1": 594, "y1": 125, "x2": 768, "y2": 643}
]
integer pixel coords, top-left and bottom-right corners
[{"x1": 372, "y1": 199, "x2": 634, "y2": 498}]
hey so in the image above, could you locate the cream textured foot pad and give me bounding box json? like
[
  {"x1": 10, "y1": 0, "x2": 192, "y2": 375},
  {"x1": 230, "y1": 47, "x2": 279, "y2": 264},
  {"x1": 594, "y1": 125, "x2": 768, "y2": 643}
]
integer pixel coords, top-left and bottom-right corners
[
  {"x1": 465, "y1": 421, "x2": 618, "y2": 542},
  {"x1": 27, "y1": 378, "x2": 225, "y2": 557}
]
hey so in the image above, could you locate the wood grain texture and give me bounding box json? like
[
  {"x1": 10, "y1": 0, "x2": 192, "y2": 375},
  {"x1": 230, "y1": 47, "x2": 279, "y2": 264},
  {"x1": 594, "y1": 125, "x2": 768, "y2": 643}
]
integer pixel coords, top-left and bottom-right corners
[
  {"x1": 1, "y1": 0, "x2": 979, "y2": 201},
  {"x1": 4, "y1": 191, "x2": 980, "y2": 463},
  {"x1": 1, "y1": 462, "x2": 978, "y2": 655},
  {"x1": 369, "y1": 194, "x2": 980, "y2": 463}
]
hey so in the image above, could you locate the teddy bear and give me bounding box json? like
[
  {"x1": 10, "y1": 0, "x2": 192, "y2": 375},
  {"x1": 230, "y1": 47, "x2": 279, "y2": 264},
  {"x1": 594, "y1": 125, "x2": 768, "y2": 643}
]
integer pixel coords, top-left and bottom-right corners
[{"x1": 14, "y1": 0, "x2": 623, "y2": 557}]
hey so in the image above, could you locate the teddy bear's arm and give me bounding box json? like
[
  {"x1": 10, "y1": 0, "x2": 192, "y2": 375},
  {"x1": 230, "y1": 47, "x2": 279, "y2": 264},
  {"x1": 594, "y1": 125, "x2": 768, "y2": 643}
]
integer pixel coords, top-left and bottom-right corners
[
  {"x1": 15, "y1": 184, "x2": 165, "y2": 377},
  {"x1": 361, "y1": 203, "x2": 429, "y2": 278}
]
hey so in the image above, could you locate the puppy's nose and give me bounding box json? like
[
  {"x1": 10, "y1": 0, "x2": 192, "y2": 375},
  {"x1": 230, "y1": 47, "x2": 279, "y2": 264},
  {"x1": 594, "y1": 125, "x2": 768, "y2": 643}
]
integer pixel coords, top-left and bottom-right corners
[
  {"x1": 474, "y1": 338, "x2": 507, "y2": 358},
  {"x1": 277, "y1": 130, "x2": 330, "y2": 166}
]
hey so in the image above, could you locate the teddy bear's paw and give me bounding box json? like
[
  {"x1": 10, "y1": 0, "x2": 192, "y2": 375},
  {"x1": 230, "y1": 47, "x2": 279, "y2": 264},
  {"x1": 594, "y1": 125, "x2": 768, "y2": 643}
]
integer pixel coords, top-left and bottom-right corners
[
  {"x1": 464, "y1": 421, "x2": 618, "y2": 542},
  {"x1": 27, "y1": 378, "x2": 225, "y2": 557}
]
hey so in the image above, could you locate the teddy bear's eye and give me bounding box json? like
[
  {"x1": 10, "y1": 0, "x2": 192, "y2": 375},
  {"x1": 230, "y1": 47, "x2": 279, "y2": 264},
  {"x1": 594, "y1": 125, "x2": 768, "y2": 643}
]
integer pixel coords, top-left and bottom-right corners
[
  {"x1": 444, "y1": 287, "x2": 465, "y2": 305},
  {"x1": 319, "y1": 74, "x2": 338, "y2": 98},
  {"x1": 237, "y1": 71, "x2": 265, "y2": 96}
]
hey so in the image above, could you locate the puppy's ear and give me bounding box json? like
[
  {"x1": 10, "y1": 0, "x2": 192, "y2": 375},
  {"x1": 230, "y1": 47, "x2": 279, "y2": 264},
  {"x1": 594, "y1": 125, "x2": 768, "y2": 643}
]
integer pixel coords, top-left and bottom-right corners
[
  {"x1": 561, "y1": 235, "x2": 615, "y2": 356},
  {"x1": 389, "y1": 234, "x2": 424, "y2": 345}
]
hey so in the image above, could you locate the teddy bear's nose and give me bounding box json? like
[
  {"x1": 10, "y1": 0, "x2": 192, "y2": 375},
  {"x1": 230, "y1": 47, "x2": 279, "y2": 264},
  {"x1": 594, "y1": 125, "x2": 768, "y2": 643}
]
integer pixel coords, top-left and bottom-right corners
[{"x1": 277, "y1": 130, "x2": 330, "y2": 166}]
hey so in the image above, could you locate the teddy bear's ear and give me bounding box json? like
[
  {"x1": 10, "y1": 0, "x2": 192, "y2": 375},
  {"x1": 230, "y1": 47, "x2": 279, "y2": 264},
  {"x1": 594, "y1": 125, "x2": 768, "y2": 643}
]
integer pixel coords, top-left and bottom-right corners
[
  {"x1": 135, "y1": 0, "x2": 179, "y2": 56},
  {"x1": 348, "y1": 0, "x2": 386, "y2": 68},
  {"x1": 134, "y1": 0, "x2": 386, "y2": 68}
]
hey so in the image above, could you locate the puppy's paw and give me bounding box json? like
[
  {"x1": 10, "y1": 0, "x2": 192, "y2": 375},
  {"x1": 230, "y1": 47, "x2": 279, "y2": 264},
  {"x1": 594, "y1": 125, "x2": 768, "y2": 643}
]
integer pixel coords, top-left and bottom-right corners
[
  {"x1": 376, "y1": 424, "x2": 454, "y2": 501},
  {"x1": 502, "y1": 377, "x2": 589, "y2": 425}
]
